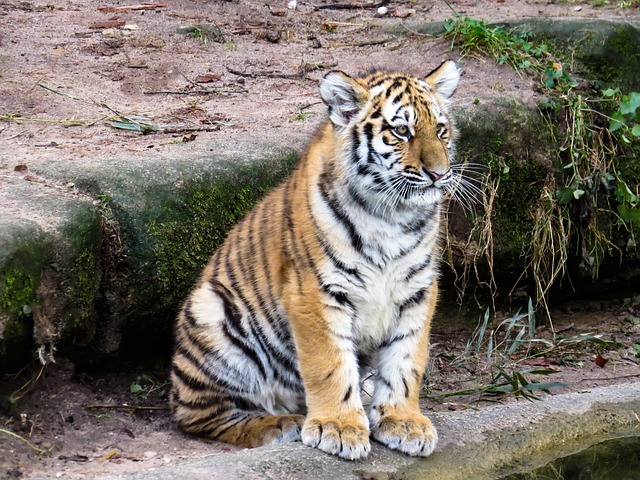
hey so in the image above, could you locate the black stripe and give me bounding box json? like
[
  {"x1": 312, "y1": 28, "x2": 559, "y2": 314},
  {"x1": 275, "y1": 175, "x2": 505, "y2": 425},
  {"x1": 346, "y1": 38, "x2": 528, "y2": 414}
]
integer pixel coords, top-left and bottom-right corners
[
  {"x1": 210, "y1": 280, "x2": 246, "y2": 338},
  {"x1": 177, "y1": 325, "x2": 247, "y2": 392},
  {"x1": 182, "y1": 405, "x2": 234, "y2": 431},
  {"x1": 283, "y1": 176, "x2": 305, "y2": 290},
  {"x1": 363, "y1": 122, "x2": 374, "y2": 144},
  {"x1": 182, "y1": 301, "x2": 198, "y2": 327},
  {"x1": 398, "y1": 287, "x2": 428, "y2": 318},
  {"x1": 172, "y1": 362, "x2": 210, "y2": 391},
  {"x1": 307, "y1": 210, "x2": 364, "y2": 287},
  {"x1": 343, "y1": 385, "x2": 353, "y2": 403},
  {"x1": 209, "y1": 412, "x2": 250, "y2": 438},
  {"x1": 350, "y1": 128, "x2": 361, "y2": 165},
  {"x1": 175, "y1": 345, "x2": 234, "y2": 392},
  {"x1": 175, "y1": 394, "x2": 220, "y2": 410},
  {"x1": 402, "y1": 377, "x2": 409, "y2": 398},
  {"x1": 318, "y1": 180, "x2": 365, "y2": 256},
  {"x1": 404, "y1": 256, "x2": 432, "y2": 282},
  {"x1": 378, "y1": 328, "x2": 418, "y2": 350},
  {"x1": 401, "y1": 206, "x2": 437, "y2": 234},
  {"x1": 221, "y1": 322, "x2": 268, "y2": 379},
  {"x1": 378, "y1": 375, "x2": 393, "y2": 390},
  {"x1": 321, "y1": 283, "x2": 354, "y2": 310}
]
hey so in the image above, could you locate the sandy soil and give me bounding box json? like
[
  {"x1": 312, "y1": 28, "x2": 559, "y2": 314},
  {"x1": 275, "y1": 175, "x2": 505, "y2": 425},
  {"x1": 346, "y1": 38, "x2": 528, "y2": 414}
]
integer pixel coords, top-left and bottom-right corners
[
  {"x1": 1, "y1": 0, "x2": 640, "y2": 478},
  {"x1": 0, "y1": 0, "x2": 637, "y2": 166}
]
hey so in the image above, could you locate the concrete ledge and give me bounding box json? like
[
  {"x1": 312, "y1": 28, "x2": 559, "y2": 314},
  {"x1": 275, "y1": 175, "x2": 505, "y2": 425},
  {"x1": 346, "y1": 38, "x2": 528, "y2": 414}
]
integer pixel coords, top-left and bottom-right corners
[{"x1": 28, "y1": 382, "x2": 638, "y2": 480}]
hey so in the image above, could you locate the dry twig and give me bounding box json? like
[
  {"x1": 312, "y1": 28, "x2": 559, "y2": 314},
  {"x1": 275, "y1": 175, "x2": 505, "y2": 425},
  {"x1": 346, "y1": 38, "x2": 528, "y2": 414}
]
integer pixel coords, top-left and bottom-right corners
[{"x1": 314, "y1": 0, "x2": 389, "y2": 10}]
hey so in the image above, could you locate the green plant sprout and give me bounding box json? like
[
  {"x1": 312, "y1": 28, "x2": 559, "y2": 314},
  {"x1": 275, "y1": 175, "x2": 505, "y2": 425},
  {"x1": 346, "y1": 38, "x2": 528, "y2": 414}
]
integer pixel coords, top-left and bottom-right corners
[{"x1": 441, "y1": 10, "x2": 640, "y2": 312}]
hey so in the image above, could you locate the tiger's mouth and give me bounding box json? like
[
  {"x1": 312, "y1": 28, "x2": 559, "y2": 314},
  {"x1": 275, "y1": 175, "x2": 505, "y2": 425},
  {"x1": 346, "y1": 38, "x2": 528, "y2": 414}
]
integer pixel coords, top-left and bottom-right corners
[{"x1": 400, "y1": 170, "x2": 452, "y2": 190}]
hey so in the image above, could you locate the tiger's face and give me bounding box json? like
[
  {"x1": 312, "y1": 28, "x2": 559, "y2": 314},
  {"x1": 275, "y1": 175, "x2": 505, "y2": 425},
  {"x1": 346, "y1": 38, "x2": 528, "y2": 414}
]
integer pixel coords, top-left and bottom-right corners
[{"x1": 320, "y1": 61, "x2": 461, "y2": 211}]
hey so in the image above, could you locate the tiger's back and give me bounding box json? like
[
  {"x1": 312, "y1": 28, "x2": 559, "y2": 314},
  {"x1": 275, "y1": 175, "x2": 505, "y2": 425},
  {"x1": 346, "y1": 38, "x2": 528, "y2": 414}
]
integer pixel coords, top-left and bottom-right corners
[{"x1": 171, "y1": 61, "x2": 463, "y2": 459}]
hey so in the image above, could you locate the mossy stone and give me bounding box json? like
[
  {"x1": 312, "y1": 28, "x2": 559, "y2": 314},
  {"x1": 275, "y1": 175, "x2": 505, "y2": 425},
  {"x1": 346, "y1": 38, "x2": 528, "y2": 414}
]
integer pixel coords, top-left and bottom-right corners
[
  {"x1": 453, "y1": 99, "x2": 555, "y2": 281},
  {"x1": 0, "y1": 177, "x2": 104, "y2": 370},
  {"x1": 0, "y1": 216, "x2": 49, "y2": 368},
  {"x1": 513, "y1": 18, "x2": 640, "y2": 92},
  {"x1": 25, "y1": 143, "x2": 299, "y2": 357}
]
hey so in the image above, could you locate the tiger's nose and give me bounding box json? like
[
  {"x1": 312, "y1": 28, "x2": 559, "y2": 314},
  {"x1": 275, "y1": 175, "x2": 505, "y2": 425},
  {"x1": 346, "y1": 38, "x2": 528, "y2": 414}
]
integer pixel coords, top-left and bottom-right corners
[{"x1": 422, "y1": 167, "x2": 447, "y2": 182}]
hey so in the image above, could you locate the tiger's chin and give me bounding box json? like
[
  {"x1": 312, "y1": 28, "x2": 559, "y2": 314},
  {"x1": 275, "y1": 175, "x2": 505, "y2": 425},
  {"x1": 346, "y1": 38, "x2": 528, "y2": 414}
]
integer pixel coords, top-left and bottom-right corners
[{"x1": 402, "y1": 187, "x2": 444, "y2": 208}]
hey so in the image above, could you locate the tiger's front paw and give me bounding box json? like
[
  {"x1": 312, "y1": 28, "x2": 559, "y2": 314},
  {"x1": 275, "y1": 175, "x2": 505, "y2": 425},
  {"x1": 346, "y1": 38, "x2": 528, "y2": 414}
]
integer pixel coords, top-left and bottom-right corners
[
  {"x1": 301, "y1": 416, "x2": 371, "y2": 460},
  {"x1": 371, "y1": 413, "x2": 438, "y2": 457}
]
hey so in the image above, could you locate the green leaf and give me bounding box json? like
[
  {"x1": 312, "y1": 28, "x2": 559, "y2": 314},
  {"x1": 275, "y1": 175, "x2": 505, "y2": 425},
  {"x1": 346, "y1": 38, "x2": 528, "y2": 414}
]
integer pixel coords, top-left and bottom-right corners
[
  {"x1": 572, "y1": 188, "x2": 585, "y2": 200},
  {"x1": 632, "y1": 343, "x2": 640, "y2": 351},
  {"x1": 602, "y1": 87, "x2": 619, "y2": 97},
  {"x1": 618, "y1": 205, "x2": 640, "y2": 228},
  {"x1": 130, "y1": 383, "x2": 143, "y2": 394},
  {"x1": 620, "y1": 92, "x2": 640, "y2": 115},
  {"x1": 615, "y1": 181, "x2": 638, "y2": 204},
  {"x1": 632, "y1": 124, "x2": 640, "y2": 137},
  {"x1": 609, "y1": 111, "x2": 627, "y2": 132},
  {"x1": 557, "y1": 187, "x2": 575, "y2": 205}
]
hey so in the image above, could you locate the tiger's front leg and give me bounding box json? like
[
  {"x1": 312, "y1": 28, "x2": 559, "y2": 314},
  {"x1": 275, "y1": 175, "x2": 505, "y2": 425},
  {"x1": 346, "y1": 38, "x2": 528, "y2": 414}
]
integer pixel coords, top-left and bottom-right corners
[
  {"x1": 369, "y1": 281, "x2": 439, "y2": 457},
  {"x1": 285, "y1": 275, "x2": 371, "y2": 460}
]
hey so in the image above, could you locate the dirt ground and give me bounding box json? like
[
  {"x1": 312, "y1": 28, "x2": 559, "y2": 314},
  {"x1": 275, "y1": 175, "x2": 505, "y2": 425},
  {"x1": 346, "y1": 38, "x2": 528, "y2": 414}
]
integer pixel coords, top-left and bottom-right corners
[
  {"x1": 0, "y1": 0, "x2": 638, "y2": 165},
  {"x1": 1, "y1": 0, "x2": 640, "y2": 478},
  {"x1": 1, "y1": 300, "x2": 639, "y2": 479}
]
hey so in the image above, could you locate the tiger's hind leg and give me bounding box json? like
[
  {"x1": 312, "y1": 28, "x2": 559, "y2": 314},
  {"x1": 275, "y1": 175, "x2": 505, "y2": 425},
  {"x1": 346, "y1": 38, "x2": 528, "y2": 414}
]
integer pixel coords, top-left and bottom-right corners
[
  {"x1": 171, "y1": 357, "x2": 305, "y2": 447},
  {"x1": 171, "y1": 282, "x2": 305, "y2": 448},
  {"x1": 171, "y1": 390, "x2": 304, "y2": 447}
]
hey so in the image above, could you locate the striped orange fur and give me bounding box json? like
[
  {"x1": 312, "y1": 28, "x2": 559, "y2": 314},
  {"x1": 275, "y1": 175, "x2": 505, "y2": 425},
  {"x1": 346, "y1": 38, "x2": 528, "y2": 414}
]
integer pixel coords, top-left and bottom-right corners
[{"x1": 171, "y1": 61, "x2": 465, "y2": 460}]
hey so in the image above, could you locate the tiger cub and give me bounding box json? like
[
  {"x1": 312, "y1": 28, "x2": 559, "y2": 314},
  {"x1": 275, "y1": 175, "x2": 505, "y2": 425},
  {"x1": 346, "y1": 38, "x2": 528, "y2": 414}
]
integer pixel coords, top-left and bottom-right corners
[{"x1": 171, "y1": 60, "x2": 462, "y2": 460}]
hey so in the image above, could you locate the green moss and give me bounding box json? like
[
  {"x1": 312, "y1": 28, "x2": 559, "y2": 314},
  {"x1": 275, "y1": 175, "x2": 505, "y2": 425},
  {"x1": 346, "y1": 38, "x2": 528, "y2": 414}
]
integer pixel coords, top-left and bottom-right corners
[
  {"x1": 0, "y1": 268, "x2": 38, "y2": 364},
  {"x1": 140, "y1": 152, "x2": 298, "y2": 319},
  {"x1": 455, "y1": 101, "x2": 554, "y2": 256},
  {"x1": 151, "y1": 183, "x2": 261, "y2": 294},
  {"x1": 58, "y1": 206, "x2": 103, "y2": 343},
  {"x1": 0, "y1": 268, "x2": 37, "y2": 316},
  {"x1": 523, "y1": 20, "x2": 640, "y2": 91},
  {"x1": 489, "y1": 155, "x2": 549, "y2": 249}
]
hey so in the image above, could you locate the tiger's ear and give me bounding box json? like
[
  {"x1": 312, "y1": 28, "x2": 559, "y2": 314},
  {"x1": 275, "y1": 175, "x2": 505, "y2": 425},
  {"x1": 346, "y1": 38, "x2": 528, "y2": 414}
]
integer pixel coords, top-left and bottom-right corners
[
  {"x1": 425, "y1": 60, "x2": 461, "y2": 101},
  {"x1": 320, "y1": 71, "x2": 367, "y2": 128}
]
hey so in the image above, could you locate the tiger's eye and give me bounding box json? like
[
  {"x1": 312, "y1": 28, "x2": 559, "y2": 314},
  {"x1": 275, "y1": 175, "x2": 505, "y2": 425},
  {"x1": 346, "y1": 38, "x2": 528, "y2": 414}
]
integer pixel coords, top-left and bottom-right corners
[{"x1": 394, "y1": 125, "x2": 409, "y2": 137}]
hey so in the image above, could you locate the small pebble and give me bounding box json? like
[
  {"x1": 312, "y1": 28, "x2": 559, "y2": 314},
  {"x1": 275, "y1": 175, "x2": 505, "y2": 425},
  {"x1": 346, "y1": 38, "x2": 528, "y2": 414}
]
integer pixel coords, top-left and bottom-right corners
[
  {"x1": 287, "y1": 0, "x2": 297, "y2": 10},
  {"x1": 143, "y1": 451, "x2": 157, "y2": 459},
  {"x1": 377, "y1": 6, "x2": 388, "y2": 15}
]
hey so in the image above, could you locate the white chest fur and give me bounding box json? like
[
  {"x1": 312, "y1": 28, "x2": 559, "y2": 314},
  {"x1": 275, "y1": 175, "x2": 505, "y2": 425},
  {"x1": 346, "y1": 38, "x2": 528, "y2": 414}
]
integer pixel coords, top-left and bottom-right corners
[{"x1": 313, "y1": 184, "x2": 441, "y2": 353}]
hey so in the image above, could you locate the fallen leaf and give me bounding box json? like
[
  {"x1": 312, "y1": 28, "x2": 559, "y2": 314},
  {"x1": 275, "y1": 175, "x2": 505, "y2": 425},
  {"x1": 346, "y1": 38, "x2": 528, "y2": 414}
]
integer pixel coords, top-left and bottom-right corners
[
  {"x1": 195, "y1": 73, "x2": 222, "y2": 83},
  {"x1": 101, "y1": 449, "x2": 118, "y2": 462},
  {"x1": 97, "y1": 3, "x2": 166, "y2": 13},
  {"x1": 14, "y1": 164, "x2": 28, "y2": 172},
  {"x1": 594, "y1": 354, "x2": 609, "y2": 368},
  {"x1": 267, "y1": 5, "x2": 287, "y2": 16},
  {"x1": 521, "y1": 357, "x2": 550, "y2": 366},
  {"x1": 89, "y1": 20, "x2": 125, "y2": 29},
  {"x1": 555, "y1": 322, "x2": 574, "y2": 334},
  {"x1": 394, "y1": 7, "x2": 415, "y2": 18}
]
